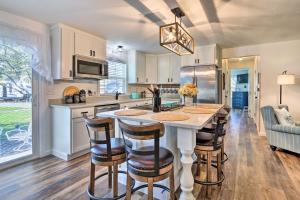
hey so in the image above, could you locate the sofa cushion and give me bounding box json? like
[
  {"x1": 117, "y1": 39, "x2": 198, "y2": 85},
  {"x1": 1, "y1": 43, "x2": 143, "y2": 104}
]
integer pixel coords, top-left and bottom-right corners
[
  {"x1": 271, "y1": 124, "x2": 300, "y2": 135},
  {"x1": 274, "y1": 107, "x2": 295, "y2": 126}
]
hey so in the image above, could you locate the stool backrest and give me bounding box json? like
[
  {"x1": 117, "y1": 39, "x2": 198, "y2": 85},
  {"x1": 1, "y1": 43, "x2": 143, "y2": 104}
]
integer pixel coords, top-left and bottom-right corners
[
  {"x1": 83, "y1": 115, "x2": 113, "y2": 159},
  {"x1": 213, "y1": 119, "x2": 225, "y2": 148},
  {"x1": 118, "y1": 119, "x2": 164, "y2": 176}
]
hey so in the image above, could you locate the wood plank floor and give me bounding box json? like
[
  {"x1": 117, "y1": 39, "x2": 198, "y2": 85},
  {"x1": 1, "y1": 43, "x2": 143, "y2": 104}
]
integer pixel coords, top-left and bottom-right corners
[{"x1": 0, "y1": 111, "x2": 299, "y2": 200}]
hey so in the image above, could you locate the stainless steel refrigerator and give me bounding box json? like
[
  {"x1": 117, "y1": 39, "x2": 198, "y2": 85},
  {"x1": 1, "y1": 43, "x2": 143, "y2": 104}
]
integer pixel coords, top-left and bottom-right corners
[{"x1": 180, "y1": 65, "x2": 222, "y2": 103}]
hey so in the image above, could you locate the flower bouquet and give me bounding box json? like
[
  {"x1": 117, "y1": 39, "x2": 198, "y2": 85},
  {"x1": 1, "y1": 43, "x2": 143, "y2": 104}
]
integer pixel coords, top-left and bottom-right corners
[{"x1": 178, "y1": 83, "x2": 198, "y2": 105}]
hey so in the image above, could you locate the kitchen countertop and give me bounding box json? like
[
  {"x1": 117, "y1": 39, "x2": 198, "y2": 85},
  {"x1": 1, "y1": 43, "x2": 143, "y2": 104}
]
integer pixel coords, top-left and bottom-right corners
[
  {"x1": 49, "y1": 98, "x2": 152, "y2": 109},
  {"x1": 97, "y1": 104, "x2": 223, "y2": 130}
]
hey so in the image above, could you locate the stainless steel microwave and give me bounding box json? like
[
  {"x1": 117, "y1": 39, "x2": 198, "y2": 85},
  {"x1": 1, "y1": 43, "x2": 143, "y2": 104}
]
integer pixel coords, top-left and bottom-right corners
[{"x1": 73, "y1": 55, "x2": 108, "y2": 79}]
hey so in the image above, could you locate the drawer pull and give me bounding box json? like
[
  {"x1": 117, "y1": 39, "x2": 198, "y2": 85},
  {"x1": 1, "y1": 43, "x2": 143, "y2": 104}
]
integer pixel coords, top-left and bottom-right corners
[{"x1": 81, "y1": 111, "x2": 88, "y2": 116}]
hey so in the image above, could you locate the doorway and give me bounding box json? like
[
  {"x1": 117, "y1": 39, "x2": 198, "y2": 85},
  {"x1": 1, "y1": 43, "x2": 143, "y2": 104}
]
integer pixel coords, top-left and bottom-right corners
[
  {"x1": 0, "y1": 42, "x2": 36, "y2": 165},
  {"x1": 230, "y1": 69, "x2": 249, "y2": 112},
  {"x1": 223, "y1": 56, "x2": 261, "y2": 126}
]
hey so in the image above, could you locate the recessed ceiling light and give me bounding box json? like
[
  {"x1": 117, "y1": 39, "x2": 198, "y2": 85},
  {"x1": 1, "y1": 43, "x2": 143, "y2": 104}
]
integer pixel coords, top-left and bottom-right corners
[{"x1": 117, "y1": 45, "x2": 124, "y2": 52}]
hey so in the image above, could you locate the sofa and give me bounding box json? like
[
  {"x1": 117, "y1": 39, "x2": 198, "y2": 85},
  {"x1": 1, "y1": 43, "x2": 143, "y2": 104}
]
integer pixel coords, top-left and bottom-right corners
[{"x1": 261, "y1": 105, "x2": 300, "y2": 153}]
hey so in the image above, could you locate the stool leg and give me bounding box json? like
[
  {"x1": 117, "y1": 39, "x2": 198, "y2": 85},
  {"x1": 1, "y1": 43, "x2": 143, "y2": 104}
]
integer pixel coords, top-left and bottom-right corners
[
  {"x1": 148, "y1": 178, "x2": 153, "y2": 200},
  {"x1": 221, "y1": 138, "x2": 225, "y2": 162},
  {"x1": 169, "y1": 166, "x2": 175, "y2": 200},
  {"x1": 126, "y1": 172, "x2": 132, "y2": 200},
  {"x1": 108, "y1": 166, "x2": 112, "y2": 189},
  {"x1": 113, "y1": 163, "x2": 118, "y2": 197},
  {"x1": 90, "y1": 162, "x2": 95, "y2": 195},
  {"x1": 217, "y1": 153, "x2": 222, "y2": 186},
  {"x1": 206, "y1": 152, "x2": 212, "y2": 197}
]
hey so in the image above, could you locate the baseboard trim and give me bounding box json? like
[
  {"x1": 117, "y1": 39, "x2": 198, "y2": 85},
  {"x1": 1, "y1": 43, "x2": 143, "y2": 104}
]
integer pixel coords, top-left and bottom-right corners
[{"x1": 51, "y1": 149, "x2": 90, "y2": 161}]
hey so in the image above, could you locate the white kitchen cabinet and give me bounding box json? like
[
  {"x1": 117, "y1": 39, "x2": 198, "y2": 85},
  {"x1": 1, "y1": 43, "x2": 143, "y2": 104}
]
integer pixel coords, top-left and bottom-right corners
[
  {"x1": 51, "y1": 106, "x2": 94, "y2": 161},
  {"x1": 145, "y1": 54, "x2": 158, "y2": 83},
  {"x1": 51, "y1": 24, "x2": 75, "y2": 80},
  {"x1": 51, "y1": 23, "x2": 106, "y2": 80},
  {"x1": 72, "y1": 117, "x2": 90, "y2": 153},
  {"x1": 158, "y1": 54, "x2": 181, "y2": 84},
  {"x1": 75, "y1": 31, "x2": 106, "y2": 60},
  {"x1": 169, "y1": 54, "x2": 181, "y2": 83},
  {"x1": 158, "y1": 54, "x2": 170, "y2": 84},
  {"x1": 92, "y1": 37, "x2": 106, "y2": 60},
  {"x1": 128, "y1": 50, "x2": 146, "y2": 83},
  {"x1": 181, "y1": 44, "x2": 222, "y2": 67},
  {"x1": 74, "y1": 31, "x2": 93, "y2": 57},
  {"x1": 181, "y1": 53, "x2": 197, "y2": 67}
]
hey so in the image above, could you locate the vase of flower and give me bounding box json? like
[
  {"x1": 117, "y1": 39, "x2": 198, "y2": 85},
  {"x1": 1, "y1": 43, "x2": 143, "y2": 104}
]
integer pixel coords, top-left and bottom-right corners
[{"x1": 179, "y1": 83, "x2": 198, "y2": 106}]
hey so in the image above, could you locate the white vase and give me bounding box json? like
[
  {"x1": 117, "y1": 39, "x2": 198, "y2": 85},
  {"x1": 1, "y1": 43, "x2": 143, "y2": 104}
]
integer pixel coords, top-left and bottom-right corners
[{"x1": 182, "y1": 96, "x2": 194, "y2": 105}]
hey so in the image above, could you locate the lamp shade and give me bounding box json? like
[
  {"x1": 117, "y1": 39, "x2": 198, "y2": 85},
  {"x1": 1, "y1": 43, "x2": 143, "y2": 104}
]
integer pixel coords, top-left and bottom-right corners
[{"x1": 277, "y1": 74, "x2": 295, "y2": 85}]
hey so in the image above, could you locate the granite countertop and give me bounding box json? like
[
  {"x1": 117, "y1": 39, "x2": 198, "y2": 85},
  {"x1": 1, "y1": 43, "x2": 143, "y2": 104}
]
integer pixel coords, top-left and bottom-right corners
[
  {"x1": 50, "y1": 97, "x2": 152, "y2": 109},
  {"x1": 97, "y1": 104, "x2": 224, "y2": 130}
]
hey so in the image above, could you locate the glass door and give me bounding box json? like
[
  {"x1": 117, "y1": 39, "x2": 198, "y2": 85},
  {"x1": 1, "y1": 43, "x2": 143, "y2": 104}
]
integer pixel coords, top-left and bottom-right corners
[{"x1": 0, "y1": 42, "x2": 35, "y2": 164}]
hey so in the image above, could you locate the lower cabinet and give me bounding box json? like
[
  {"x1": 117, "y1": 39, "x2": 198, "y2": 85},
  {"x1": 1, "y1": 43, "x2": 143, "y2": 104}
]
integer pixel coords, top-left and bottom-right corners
[
  {"x1": 72, "y1": 117, "x2": 91, "y2": 153},
  {"x1": 51, "y1": 106, "x2": 94, "y2": 161}
]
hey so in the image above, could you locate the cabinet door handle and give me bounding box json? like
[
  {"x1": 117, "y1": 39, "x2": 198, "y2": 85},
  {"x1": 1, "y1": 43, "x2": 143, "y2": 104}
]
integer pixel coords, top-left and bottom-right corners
[
  {"x1": 93, "y1": 51, "x2": 95, "y2": 57},
  {"x1": 137, "y1": 77, "x2": 139, "y2": 82},
  {"x1": 168, "y1": 78, "x2": 170, "y2": 82},
  {"x1": 81, "y1": 111, "x2": 88, "y2": 117},
  {"x1": 69, "y1": 70, "x2": 73, "y2": 77},
  {"x1": 146, "y1": 78, "x2": 148, "y2": 82},
  {"x1": 171, "y1": 78, "x2": 173, "y2": 82},
  {"x1": 90, "y1": 50, "x2": 93, "y2": 56}
]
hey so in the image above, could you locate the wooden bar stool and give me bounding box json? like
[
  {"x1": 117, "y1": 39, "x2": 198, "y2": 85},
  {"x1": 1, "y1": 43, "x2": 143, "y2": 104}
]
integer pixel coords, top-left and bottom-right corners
[
  {"x1": 194, "y1": 119, "x2": 225, "y2": 196},
  {"x1": 83, "y1": 115, "x2": 134, "y2": 200},
  {"x1": 118, "y1": 119, "x2": 175, "y2": 200},
  {"x1": 200, "y1": 108, "x2": 230, "y2": 165}
]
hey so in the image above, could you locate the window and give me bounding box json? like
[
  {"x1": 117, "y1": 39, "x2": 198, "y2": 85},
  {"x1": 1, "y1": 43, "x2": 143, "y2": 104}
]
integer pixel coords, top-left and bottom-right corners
[{"x1": 99, "y1": 59, "x2": 127, "y2": 94}]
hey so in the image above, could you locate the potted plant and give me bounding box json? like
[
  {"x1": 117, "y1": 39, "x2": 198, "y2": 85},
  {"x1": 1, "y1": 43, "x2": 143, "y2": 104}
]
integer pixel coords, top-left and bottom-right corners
[{"x1": 178, "y1": 83, "x2": 198, "y2": 105}]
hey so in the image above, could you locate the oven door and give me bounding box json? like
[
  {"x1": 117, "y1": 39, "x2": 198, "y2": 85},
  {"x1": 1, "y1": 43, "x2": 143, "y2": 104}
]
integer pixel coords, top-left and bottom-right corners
[{"x1": 73, "y1": 55, "x2": 108, "y2": 79}]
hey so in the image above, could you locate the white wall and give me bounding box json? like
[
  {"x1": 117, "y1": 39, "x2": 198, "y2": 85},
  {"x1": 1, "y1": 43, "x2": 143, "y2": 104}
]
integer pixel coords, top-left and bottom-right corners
[
  {"x1": 223, "y1": 40, "x2": 300, "y2": 134},
  {"x1": 47, "y1": 80, "x2": 98, "y2": 100}
]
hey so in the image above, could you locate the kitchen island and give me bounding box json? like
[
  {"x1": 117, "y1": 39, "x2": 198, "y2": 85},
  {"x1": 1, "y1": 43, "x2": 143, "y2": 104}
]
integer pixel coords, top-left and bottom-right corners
[{"x1": 98, "y1": 104, "x2": 223, "y2": 200}]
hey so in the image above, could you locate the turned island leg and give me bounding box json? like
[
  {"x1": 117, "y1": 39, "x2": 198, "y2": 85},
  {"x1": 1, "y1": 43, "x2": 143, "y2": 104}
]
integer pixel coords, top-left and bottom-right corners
[{"x1": 177, "y1": 128, "x2": 196, "y2": 200}]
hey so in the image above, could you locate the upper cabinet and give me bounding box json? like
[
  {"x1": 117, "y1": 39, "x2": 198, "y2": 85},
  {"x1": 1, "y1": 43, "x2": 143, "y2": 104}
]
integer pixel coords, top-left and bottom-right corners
[
  {"x1": 128, "y1": 52, "x2": 180, "y2": 84},
  {"x1": 169, "y1": 54, "x2": 181, "y2": 83},
  {"x1": 145, "y1": 54, "x2": 158, "y2": 83},
  {"x1": 128, "y1": 50, "x2": 146, "y2": 84},
  {"x1": 157, "y1": 54, "x2": 181, "y2": 84},
  {"x1": 181, "y1": 44, "x2": 222, "y2": 67},
  {"x1": 51, "y1": 23, "x2": 106, "y2": 80},
  {"x1": 74, "y1": 31, "x2": 106, "y2": 60},
  {"x1": 51, "y1": 24, "x2": 75, "y2": 80},
  {"x1": 157, "y1": 55, "x2": 170, "y2": 84}
]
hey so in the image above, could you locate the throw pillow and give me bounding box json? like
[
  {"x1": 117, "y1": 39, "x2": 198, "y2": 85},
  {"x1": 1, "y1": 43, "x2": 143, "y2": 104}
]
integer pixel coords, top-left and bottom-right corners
[{"x1": 274, "y1": 107, "x2": 296, "y2": 126}]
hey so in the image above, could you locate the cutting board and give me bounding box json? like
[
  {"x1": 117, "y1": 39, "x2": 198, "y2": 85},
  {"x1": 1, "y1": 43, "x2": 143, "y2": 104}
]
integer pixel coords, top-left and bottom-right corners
[
  {"x1": 114, "y1": 109, "x2": 147, "y2": 116},
  {"x1": 63, "y1": 86, "x2": 79, "y2": 96},
  {"x1": 151, "y1": 112, "x2": 190, "y2": 121}
]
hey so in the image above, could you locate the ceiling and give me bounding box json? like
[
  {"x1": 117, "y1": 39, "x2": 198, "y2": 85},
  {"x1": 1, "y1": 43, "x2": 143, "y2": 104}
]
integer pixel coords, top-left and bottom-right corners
[{"x1": 0, "y1": 0, "x2": 300, "y2": 53}]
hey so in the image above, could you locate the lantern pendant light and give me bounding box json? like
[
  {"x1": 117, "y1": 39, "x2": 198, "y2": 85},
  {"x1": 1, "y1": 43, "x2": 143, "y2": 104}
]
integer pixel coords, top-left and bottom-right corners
[{"x1": 160, "y1": 7, "x2": 194, "y2": 56}]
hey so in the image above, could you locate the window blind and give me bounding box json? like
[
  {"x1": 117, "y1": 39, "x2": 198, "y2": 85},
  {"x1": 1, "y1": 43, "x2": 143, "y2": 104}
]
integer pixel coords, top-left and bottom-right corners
[{"x1": 99, "y1": 60, "x2": 126, "y2": 94}]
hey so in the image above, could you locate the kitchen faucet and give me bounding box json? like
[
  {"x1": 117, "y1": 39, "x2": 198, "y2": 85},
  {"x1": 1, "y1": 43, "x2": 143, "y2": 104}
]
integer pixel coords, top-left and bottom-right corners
[{"x1": 115, "y1": 91, "x2": 121, "y2": 100}]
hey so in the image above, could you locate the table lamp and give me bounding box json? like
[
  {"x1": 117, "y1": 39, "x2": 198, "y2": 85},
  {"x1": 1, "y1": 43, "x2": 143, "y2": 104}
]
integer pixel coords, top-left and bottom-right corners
[{"x1": 277, "y1": 70, "x2": 295, "y2": 104}]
